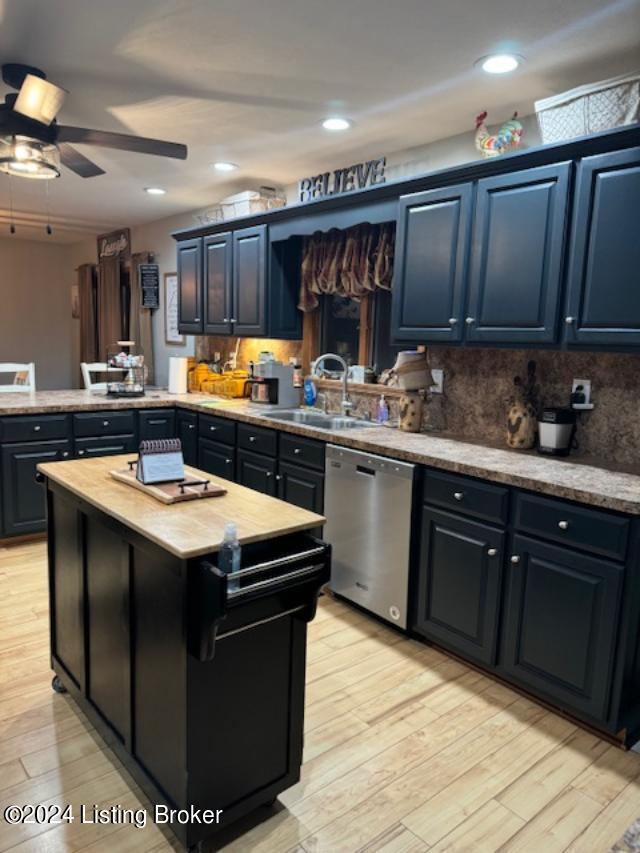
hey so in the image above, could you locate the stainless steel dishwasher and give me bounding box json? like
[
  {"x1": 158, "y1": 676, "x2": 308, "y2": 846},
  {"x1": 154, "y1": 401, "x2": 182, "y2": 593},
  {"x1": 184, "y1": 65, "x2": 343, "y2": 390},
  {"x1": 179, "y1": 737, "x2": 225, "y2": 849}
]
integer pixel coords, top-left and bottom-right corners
[{"x1": 324, "y1": 444, "x2": 415, "y2": 628}]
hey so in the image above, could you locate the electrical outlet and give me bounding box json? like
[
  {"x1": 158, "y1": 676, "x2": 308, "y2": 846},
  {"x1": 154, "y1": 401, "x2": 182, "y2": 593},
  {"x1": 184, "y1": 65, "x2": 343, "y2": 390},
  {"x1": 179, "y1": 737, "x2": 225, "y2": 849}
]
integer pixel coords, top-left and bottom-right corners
[
  {"x1": 571, "y1": 378, "x2": 594, "y2": 409},
  {"x1": 430, "y1": 369, "x2": 444, "y2": 394}
]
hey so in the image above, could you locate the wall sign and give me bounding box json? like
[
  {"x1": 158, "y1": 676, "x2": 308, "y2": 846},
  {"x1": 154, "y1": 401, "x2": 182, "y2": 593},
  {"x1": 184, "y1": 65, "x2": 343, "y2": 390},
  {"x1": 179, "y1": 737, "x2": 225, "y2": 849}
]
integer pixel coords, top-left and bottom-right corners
[
  {"x1": 97, "y1": 227, "x2": 131, "y2": 260},
  {"x1": 164, "y1": 273, "x2": 183, "y2": 344},
  {"x1": 139, "y1": 263, "x2": 160, "y2": 309},
  {"x1": 298, "y1": 157, "x2": 386, "y2": 203}
]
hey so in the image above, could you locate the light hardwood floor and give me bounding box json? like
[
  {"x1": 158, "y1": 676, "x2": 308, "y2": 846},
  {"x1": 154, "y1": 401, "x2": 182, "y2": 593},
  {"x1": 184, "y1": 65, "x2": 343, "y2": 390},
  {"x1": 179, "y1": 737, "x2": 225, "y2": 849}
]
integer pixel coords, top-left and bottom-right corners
[{"x1": 1, "y1": 541, "x2": 639, "y2": 853}]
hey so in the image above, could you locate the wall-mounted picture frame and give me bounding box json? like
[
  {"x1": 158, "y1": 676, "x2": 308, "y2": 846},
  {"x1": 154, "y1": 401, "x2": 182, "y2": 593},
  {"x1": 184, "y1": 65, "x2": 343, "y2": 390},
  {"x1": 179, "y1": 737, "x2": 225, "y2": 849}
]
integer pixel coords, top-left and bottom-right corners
[{"x1": 164, "y1": 272, "x2": 184, "y2": 344}]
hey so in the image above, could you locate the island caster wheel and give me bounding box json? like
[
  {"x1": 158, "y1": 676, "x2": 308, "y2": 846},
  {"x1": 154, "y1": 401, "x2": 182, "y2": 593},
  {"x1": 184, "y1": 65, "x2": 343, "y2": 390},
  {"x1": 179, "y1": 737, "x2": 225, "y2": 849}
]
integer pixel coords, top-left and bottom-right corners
[{"x1": 51, "y1": 675, "x2": 67, "y2": 694}]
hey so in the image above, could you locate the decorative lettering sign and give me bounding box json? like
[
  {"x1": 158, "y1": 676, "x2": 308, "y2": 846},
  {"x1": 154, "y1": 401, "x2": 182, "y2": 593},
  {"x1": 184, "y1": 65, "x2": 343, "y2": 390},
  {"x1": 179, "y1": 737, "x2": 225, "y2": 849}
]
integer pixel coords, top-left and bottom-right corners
[
  {"x1": 139, "y1": 263, "x2": 160, "y2": 309},
  {"x1": 97, "y1": 227, "x2": 131, "y2": 259},
  {"x1": 298, "y1": 157, "x2": 386, "y2": 203}
]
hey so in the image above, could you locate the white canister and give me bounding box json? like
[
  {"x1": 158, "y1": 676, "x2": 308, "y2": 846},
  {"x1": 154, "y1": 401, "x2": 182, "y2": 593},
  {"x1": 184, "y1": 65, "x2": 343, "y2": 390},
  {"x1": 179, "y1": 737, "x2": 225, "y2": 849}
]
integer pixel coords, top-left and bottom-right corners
[{"x1": 168, "y1": 357, "x2": 189, "y2": 394}]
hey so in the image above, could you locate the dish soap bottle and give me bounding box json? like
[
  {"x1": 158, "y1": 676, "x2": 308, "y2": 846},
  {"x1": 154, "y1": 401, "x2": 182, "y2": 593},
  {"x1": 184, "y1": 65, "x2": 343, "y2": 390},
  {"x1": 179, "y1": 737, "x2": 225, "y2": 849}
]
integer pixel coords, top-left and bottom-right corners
[
  {"x1": 219, "y1": 522, "x2": 241, "y2": 592},
  {"x1": 377, "y1": 394, "x2": 390, "y2": 425},
  {"x1": 304, "y1": 374, "x2": 317, "y2": 407}
]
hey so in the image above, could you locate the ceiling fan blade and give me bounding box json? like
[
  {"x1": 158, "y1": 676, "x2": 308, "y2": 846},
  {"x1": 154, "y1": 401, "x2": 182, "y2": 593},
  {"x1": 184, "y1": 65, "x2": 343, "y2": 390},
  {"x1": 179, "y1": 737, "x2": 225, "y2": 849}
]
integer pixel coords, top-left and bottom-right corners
[
  {"x1": 14, "y1": 74, "x2": 67, "y2": 125},
  {"x1": 58, "y1": 143, "x2": 105, "y2": 178},
  {"x1": 56, "y1": 126, "x2": 187, "y2": 160}
]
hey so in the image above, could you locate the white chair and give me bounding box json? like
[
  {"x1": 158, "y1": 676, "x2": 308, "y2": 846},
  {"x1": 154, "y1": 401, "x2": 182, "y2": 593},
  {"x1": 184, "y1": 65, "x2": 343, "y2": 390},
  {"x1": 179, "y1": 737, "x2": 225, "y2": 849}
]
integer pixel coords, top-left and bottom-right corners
[
  {"x1": 0, "y1": 363, "x2": 36, "y2": 392},
  {"x1": 81, "y1": 362, "x2": 124, "y2": 392}
]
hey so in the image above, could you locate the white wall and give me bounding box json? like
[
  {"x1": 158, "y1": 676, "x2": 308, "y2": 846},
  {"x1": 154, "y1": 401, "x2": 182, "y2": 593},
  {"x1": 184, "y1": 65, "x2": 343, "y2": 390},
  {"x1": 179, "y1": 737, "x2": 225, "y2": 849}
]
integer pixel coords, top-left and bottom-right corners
[{"x1": 0, "y1": 237, "x2": 75, "y2": 390}]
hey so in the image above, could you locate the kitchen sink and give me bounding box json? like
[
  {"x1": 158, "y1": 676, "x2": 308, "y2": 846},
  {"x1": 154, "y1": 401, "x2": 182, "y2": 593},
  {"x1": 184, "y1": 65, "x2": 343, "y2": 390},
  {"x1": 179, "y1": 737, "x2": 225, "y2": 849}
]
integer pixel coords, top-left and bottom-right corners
[{"x1": 261, "y1": 409, "x2": 377, "y2": 430}]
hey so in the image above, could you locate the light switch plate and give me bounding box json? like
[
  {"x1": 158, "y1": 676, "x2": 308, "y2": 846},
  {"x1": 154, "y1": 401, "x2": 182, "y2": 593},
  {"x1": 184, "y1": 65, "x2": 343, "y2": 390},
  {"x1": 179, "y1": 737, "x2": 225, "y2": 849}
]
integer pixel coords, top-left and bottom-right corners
[{"x1": 430, "y1": 369, "x2": 444, "y2": 394}]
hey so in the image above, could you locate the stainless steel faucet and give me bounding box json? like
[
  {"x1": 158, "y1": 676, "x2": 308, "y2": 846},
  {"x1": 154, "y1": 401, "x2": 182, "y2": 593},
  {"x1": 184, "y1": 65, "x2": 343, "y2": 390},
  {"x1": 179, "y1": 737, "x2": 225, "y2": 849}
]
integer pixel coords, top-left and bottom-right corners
[{"x1": 312, "y1": 353, "x2": 352, "y2": 415}]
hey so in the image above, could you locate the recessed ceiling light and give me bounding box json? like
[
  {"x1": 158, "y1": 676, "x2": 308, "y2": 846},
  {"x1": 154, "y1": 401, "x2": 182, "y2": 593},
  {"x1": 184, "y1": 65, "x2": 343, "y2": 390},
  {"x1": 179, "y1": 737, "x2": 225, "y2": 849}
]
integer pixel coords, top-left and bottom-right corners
[
  {"x1": 144, "y1": 186, "x2": 166, "y2": 195},
  {"x1": 213, "y1": 161, "x2": 238, "y2": 172},
  {"x1": 322, "y1": 117, "x2": 351, "y2": 131},
  {"x1": 479, "y1": 54, "x2": 522, "y2": 74}
]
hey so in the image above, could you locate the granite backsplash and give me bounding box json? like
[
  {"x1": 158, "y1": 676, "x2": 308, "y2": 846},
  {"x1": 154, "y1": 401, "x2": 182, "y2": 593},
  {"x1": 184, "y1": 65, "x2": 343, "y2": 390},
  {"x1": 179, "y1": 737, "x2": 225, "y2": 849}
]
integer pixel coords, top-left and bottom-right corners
[{"x1": 195, "y1": 337, "x2": 639, "y2": 469}]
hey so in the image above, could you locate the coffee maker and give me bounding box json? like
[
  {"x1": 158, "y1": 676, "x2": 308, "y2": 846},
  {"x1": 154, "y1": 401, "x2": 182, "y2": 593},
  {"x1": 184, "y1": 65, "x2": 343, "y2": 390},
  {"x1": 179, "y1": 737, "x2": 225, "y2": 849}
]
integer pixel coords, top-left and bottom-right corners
[
  {"x1": 248, "y1": 361, "x2": 300, "y2": 408},
  {"x1": 537, "y1": 407, "x2": 577, "y2": 456}
]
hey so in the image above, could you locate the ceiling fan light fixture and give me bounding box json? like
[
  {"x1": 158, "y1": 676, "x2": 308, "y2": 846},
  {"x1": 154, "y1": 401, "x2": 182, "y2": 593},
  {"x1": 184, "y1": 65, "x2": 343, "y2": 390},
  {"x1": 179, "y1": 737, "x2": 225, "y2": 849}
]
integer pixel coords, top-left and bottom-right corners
[{"x1": 0, "y1": 135, "x2": 60, "y2": 179}]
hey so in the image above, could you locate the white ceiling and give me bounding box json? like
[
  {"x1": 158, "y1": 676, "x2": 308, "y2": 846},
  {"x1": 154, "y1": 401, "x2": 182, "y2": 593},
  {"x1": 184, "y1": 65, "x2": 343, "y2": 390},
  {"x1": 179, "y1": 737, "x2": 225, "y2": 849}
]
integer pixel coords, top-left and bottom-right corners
[{"x1": 0, "y1": 0, "x2": 638, "y2": 241}]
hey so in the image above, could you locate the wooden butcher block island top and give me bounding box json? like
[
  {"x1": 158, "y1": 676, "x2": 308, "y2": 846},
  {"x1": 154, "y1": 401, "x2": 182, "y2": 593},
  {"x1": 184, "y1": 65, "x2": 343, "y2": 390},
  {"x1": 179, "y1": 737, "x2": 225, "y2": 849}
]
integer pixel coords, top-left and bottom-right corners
[{"x1": 38, "y1": 454, "x2": 325, "y2": 558}]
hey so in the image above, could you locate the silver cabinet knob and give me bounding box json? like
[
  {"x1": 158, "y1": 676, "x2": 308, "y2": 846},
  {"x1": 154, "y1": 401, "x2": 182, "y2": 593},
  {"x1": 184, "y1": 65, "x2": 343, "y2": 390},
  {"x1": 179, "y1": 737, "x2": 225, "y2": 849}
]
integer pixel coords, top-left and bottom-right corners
[
  {"x1": 230, "y1": 318, "x2": 237, "y2": 323},
  {"x1": 225, "y1": 458, "x2": 232, "y2": 465},
  {"x1": 465, "y1": 317, "x2": 475, "y2": 325},
  {"x1": 294, "y1": 448, "x2": 301, "y2": 455},
  {"x1": 34, "y1": 425, "x2": 41, "y2": 431},
  {"x1": 62, "y1": 451, "x2": 69, "y2": 458},
  {"x1": 78, "y1": 450, "x2": 85, "y2": 456},
  {"x1": 487, "y1": 548, "x2": 498, "y2": 557},
  {"x1": 223, "y1": 317, "x2": 229, "y2": 322},
  {"x1": 209, "y1": 426, "x2": 217, "y2": 431},
  {"x1": 103, "y1": 420, "x2": 109, "y2": 427},
  {"x1": 249, "y1": 436, "x2": 257, "y2": 442},
  {"x1": 275, "y1": 474, "x2": 282, "y2": 481},
  {"x1": 565, "y1": 316, "x2": 575, "y2": 325},
  {"x1": 453, "y1": 491, "x2": 464, "y2": 501},
  {"x1": 448, "y1": 318, "x2": 458, "y2": 326},
  {"x1": 194, "y1": 317, "x2": 201, "y2": 322},
  {"x1": 558, "y1": 520, "x2": 570, "y2": 530},
  {"x1": 266, "y1": 472, "x2": 273, "y2": 478},
  {"x1": 188, "y1": 424, "x2": 195, "y2": 430},
  {"x1": 510, "y1": 555, "x2": 521, "y2": 564}
]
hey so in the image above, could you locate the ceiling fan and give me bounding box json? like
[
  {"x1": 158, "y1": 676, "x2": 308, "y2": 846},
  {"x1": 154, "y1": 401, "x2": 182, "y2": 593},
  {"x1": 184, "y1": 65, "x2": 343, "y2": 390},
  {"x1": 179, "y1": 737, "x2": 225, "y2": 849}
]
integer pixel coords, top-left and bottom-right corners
[{"x1": 0, "y1": 63, "x2": 188, "y2": 179}]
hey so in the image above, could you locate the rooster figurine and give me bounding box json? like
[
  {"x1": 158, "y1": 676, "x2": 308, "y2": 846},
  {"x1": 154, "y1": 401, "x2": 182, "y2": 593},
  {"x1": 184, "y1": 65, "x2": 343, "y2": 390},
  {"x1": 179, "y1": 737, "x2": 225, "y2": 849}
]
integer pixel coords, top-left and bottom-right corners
[{"x1": 475, "y1": 111, "x2": 523, "y2": 158}]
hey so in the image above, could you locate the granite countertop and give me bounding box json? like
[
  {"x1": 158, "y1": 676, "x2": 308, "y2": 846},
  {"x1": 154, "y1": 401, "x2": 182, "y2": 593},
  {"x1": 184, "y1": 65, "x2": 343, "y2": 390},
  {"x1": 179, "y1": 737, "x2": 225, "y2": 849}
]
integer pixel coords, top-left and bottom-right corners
[{"x1": 2, "y1": 389, "x2": 639, "y2": 515}]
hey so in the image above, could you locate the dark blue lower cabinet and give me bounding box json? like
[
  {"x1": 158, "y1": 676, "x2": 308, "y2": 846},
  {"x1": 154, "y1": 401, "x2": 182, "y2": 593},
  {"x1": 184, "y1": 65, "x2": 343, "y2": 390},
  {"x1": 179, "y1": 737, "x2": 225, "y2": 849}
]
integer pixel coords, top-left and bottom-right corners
[
  {"x1": 413, "y1": 507, "x2": 504, "y2": 665},
  {"x1": 176, "y1": 410, "x2": 198, "y2": 466},
  {"x1": 198, "y1": 438, "x2": 236, "y2": 482},
  {"x1": 500, "y1": 534, "x2": 623, "y2": 721},
  {"x1": 236, "y1": 449, "x2": 277, "y2": 496}
]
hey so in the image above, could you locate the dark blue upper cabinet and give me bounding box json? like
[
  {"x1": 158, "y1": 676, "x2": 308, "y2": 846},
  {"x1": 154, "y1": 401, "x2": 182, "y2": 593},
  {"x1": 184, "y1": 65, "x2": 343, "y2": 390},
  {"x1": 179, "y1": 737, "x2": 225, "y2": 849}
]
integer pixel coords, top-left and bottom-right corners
[
  {"x1": 177, "y1": 237, "x2": 203, "y2": 334},
  {"x1": 232, "y1": 225, "x2": 267, "y2": 337},
  {"x1": 465, "y1": 163, "x2": 570, "y2": 344},
  {"x1": 565, "y1": 147, "x2": 640, "y2": 347},
  {"x1": 391, "y1": 183, "x2": 472, "y2": 342},
  {"x1": 203, "y1": 232, "x2": 233, "y2": 336}
]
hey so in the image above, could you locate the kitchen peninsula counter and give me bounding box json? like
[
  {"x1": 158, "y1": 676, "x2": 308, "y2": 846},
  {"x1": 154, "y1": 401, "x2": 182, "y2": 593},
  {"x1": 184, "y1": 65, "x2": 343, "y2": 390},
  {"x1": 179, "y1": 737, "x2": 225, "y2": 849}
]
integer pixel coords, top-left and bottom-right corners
[{"x1": 5, "y1": 388, "x2": 639, "y2": 515}]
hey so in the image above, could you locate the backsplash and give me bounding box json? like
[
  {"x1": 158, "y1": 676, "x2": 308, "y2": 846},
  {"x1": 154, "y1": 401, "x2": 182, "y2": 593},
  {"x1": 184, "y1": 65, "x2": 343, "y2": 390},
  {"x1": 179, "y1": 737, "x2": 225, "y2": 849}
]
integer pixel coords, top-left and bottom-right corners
[{"x1": 194, "y1": 337, "x2": 639, "y2": 469}]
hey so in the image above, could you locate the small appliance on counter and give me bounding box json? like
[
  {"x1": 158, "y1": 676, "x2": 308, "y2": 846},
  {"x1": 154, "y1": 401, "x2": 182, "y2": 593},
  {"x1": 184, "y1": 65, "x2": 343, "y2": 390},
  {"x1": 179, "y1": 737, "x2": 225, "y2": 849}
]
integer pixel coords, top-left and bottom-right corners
[
  {"x1": 537, "y1": 407, "x2": 577, "y2": 456},
  {"x1": 248, "y1": 360, "x2": 301, "y2": 408}
]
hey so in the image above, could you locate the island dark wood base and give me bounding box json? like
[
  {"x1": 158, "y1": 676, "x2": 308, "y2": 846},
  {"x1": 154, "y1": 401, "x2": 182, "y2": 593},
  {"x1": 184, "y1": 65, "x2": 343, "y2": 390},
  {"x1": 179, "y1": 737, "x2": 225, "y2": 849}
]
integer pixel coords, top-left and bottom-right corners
[{"x1": 45, "y1": 480, "x2": 330, "y2": 850}]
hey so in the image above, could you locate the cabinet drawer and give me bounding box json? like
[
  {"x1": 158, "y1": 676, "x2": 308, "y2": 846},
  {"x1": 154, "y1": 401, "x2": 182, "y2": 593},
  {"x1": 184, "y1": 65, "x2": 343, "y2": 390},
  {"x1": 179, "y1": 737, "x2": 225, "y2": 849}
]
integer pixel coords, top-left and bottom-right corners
[
  {"x1": 423, "y1": 469, "x2": 509, "y2": 525},
  {"x1": 75, "y1": 435, "x2": 136, "y2": 458},
  {"x1": 73, "y1": 411, "x2": 135, "y2": 438},
  {"x1": 279, "y1": 433, "x2": 325, "y2": 471},
  {"x1": 237, "y1": 423, "x2": 277, "y2": 457},
  {"x1": 514, "y1": 492, "x2": 629, "y2": 561},
  {"x1": 198, "y1": 414, "x2": 236, "y2": 446},
  {"x1": 1, "y1": 414, "x2": 70, "y2": 443},
  {"x1": 138, "y1": 409, "x2": 176, "y2": 441}
]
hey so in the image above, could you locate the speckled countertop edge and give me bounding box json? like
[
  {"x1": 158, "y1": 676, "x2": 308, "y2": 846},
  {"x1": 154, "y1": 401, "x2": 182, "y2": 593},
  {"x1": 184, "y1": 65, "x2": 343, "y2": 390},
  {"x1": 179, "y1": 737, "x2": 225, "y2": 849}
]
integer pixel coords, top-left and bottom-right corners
[{"x1": 2, "y1": 390, "x2": 639, "y2": 515}]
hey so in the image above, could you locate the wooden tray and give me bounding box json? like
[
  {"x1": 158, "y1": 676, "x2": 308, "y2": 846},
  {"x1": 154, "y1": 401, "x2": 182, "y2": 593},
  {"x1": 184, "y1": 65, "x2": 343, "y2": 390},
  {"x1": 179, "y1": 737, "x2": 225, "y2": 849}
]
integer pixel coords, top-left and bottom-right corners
[{"x1": 110, "y1": 468, "x2": 227, "y2": 504}]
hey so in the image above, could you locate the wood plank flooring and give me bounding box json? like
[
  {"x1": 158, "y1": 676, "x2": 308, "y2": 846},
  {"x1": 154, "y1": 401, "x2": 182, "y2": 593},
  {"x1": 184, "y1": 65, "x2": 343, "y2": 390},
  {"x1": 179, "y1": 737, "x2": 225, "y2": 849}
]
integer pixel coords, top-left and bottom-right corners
[{"x1": 1, "y1": 540, "x2": 639, "y2": 852}]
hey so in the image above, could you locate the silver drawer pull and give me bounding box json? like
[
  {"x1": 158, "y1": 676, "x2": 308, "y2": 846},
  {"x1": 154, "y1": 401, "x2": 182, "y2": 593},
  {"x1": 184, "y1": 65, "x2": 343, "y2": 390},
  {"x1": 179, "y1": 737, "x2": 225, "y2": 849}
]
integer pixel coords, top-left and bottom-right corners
[
  {"x1": 33, "y1": 425, "x2": 41, "y2": 431},
  {"x1": 565, "y1": 316, "x2": 575, "y2": 325},
  {"x1": 465, "y1": 317, "x2": 475, "y2": 325},
  {"x1": 453, "y1": 491, "x2": 464, "y2": 501},
  {"x1": 249, "y1": 436, "x2": 257, "y2": 442},
  {"x1": 230, "y1": 318, "x2": 237, "y2": 323},
  {"x1": 510, "y1": 555, "x2": 521, "y2": 564},
  {"x1": 188, "y1": 424, "x2": 195, "y2": 430},
  {"x1": 209, "y1": 426, "x2": 217, "y2": 431},
  {"x1": 487, "y1": 548, "x2": 498, "y2": 557},
  {"x1": 448, "y1": 317, "x2": 457, "y2": 326},
  {"x1": 225, "y1": 458, "x2": 232, "y2": 464},
  {"x1": 558, "y1": 520, "x2": 570, "y2": 530}
]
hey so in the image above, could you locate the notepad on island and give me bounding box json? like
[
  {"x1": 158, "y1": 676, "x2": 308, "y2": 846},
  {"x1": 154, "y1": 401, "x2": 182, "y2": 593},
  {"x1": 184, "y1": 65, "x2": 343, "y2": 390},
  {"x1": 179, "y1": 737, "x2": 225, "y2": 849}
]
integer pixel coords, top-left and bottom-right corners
[{"x1": 137, "y1": 439, "x2": 185, "y2": 485}]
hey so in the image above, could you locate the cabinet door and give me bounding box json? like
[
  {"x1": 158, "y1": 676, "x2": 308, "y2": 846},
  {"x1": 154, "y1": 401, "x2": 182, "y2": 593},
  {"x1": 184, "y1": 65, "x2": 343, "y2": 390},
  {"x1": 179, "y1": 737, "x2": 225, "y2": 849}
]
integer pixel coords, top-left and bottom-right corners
[
  {"x1": 565, "y1": 147, "x2": 640, "y2": 346},
  {"x1": 236, "y1": 448, "x2": 277, "y2": 496},
  {"x1": 198, "y1": 438, "x2": 235, "y2": 482},
  {"x1": 203, "y1": 232, "x2": 233, "y2": 335},
  {"x1": 176, "y1": 411, "x2": 198, "y2": 466},
  {"x1": 277, "y1": 461, "x2": 324, "y2": 514},
  {"x1": 391, "y1": 184, "x2": 472, "y2": 342},
  {"x1": 1, "y1": 440, "x2": 71, "y2": 536},
  {"x1": 465, "y1": 163, "x2": 570, "y2": 343},
  {"x1": 232, "y1": 225, "x2": 267, "y2": 336},
  {"x1": 414, "y1": 507, "x2": 504, "y2": 665},
  {"x1": 138, "y1": 409, "x2": 176, "y2": 442},
  {"x1": 177, "y1": 237, "x2": 203, "y2": 334},
  {"x1": 501, "y1": 534, "x2": 622, "y2": 720},
  {"x1": 85, "y1": 517, "x2": 131, "y2": 746}
]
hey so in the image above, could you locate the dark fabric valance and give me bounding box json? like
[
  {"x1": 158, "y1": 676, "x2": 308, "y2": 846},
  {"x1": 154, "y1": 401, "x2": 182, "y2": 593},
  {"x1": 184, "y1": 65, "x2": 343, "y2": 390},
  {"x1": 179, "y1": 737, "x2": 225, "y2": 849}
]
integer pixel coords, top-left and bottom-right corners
[{"x1": 298, "y1": 222, "x2": 395, "y2": 312}]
